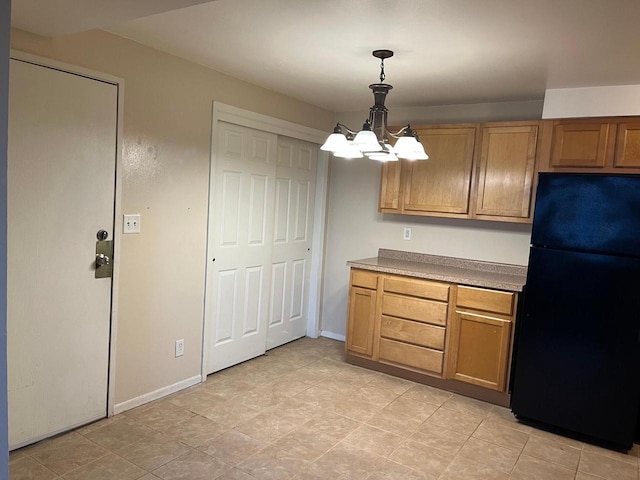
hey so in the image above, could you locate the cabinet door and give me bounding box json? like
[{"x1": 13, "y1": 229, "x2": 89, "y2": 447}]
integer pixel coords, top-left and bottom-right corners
[
  {"x1": 403, "y1": 127, "x2": 476, "y2": 214},
  {"x1": 614, "y1": 122, "x2": 640, "y2": 168},
  {"x1": 550, "y1": 122, "x2": 610, "y2": 168},
  {"x1": 379, "y1": 160, "x2": 402, "y2": 211},
  {"x1": 447, "y1": 311, "x2": 512, "y2": 391},
  {"x1": 346, "y1": 286, "x2": 377, "y2": 358},
  {"x1": 475, "y1": 125, "x2": 538, "y2": 219}
]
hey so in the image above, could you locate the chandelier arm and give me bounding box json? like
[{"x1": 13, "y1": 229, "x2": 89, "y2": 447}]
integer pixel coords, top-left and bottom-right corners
[
  {"x1": 386, "y1": 125, "x2": 412, "y2": 139},
  {"x1": 336, "y1": 123, "x2": 360, "y2": 137}
]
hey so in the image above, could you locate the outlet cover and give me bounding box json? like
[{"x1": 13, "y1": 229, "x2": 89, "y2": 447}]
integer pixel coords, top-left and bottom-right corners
[
  {"x1": 123, "y1": 214, "x2": 141, "y2": 234},
  {"x1": 175, "y1": 339, "x2": 184, "y2": 357},
  {"x1": 403, "y1": 227, "x2": 412, "y2": 241}
]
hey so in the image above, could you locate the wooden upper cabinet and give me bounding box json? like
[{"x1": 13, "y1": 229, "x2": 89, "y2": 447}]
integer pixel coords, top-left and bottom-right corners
[
  {"x1": 379, "y1": 160, "x2": 402, "y2": 211},
  {"x1": 474, "y1": 124, "x2": 539, "y2": 219},
  {"x1": 550, "y1": 121, "x2": 611, "y2": 168},
  {"x1": 614, "y1": 122, "x2": 640, "y2": 168},
  {"x1": 403, "y1": 127, "x2": 476, "y2": 215}
]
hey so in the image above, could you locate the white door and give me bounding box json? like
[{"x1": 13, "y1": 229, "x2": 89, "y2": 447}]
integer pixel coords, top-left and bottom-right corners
[
  {"x1": 267, "y1": 137, "x2": 317, "y2": 349},
  {"x1": 206, "y1": 122, "x2": 277, "y2": 373},
  {"x1": 7, "y1": 59, "x2": 117, "y2": 449}
]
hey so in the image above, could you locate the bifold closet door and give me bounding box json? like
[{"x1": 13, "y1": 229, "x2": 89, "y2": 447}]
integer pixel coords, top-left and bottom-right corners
[
  {"x1": 206, "y1": 122, "x2": 277, "y2": 373},
  {"x1": 267, "y1": 137, "x2": 317, "y2": 350}
]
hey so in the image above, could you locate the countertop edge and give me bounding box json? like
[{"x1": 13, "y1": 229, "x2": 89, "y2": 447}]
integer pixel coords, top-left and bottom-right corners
[{"x1": 347, "y1": 256, "x2": 526, "y2": 292}]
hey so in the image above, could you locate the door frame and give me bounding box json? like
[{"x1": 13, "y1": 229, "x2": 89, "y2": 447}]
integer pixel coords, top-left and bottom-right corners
[
  {"x1": 10, "y1": 50, "x2": 124, "y2": 419},
  {"x1": 202, "y1": 102, "x2": 329, "y2": 380}
]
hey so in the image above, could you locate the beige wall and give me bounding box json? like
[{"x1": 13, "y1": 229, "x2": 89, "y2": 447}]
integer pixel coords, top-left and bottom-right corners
[
  {"x1": 320, "y1": 100, "x2": 543, "y2": 338},
  {"x1": 10, "y1": 28, "x2": 333, "y2": 406}
]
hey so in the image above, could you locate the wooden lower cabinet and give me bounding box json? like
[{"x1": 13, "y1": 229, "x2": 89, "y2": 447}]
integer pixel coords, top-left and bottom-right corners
[
  {"x1": 345, "y1": 269, "x2": 519, "y2": 403},
  {"x1": 447, "y1": 311, "x2": 512, "y2": 391},
  {"x1": 345, "y1": 271, "x2": 378, "y2": 358},
  {"x1": 446, "y1": 286, "x2": 516, "y2": 392}
]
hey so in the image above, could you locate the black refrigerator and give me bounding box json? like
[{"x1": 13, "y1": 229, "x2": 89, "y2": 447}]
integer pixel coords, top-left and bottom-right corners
[{"x1": 511, "y1": 173, "x2": 640, "y2": 449}]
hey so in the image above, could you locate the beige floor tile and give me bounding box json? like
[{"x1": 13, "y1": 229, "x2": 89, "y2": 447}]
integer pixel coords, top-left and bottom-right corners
[
  {"x1": 300, "y1": 412, "x2": 360, "y2": 441},
  {"x1": 237, "y1": 445, "x2": 309, "y2": 480},
  {"x1": 315, "y1": 376, "x2": 362, "y2": 397},
  {"x1": 201, "y1": 400, "x2": 261, "y2": 429},
  {"x1": 262, "y1": 376, "x2": 315, "y2": 397},
  {"x1": 61, "y1": 453, "x2": 146, "y2": 480},
  {"x1": 162, "y1": 415, "x2": 228, "y2": 448},
  {"x1": 472, "y1": 420, "x2": 529, "y2": 451},
  {"x1": 200, "y1": 378, "x2": 254, "y2": 401},
  {"x1": 455, "y1": 437, "x2": 520, "y2": 473},
  {"x1": 364, "y1": 374, "x2": 414, "y2": 396},
  {"x1": 440, "y1": 394, "x2": 493, "y2": 418},
  {"x1": 294, "y1": 385, "x2": 342, "y2": 410},
  {"x1": 350, "y1": 385, "x2": 401, "y2": 408},
  {"x1": 306, "y1": 442, "x2": 383, "y2": 479},
  {"x1": 389, "y1": 440, "x2": 454, "y2": 477},
  {"x1": 410, "y1": 423, "x2": 469, "y2": 455},
  {"x1": 266, "y1": 398, "x2": 322, "y2": 425},
  {"x1": 234, "y1": 385, "x2": 292, "y2": 410},
  {"x1": 484, "y1": 408, "x2": 534, "y2": 434},
  {"x1": 578, "y1": 449, "x2": 639, "y2": 480},
  {"x1": 528, "y1": 427, "x2": 583, "y2": 449},
  {"x1": 366, "y1": 408, "x2": 424, "y2": 436},
  {"x1": 125, "y1": 402, "x2": 195, "y2": 432},
  {"x1": 401, "y1": 384, "x2": 453, "y2": 407},
  {"x1": 341, "y1": 424, "x2": 404, "y2": 458},
  {"x1": 82, "y1": 417, "x2": 158, "y2": 451},
  {"x1": 424, "y1": 407, "x2": 483, "y2": 436},
  {"x1": 439, "y1": 455, "x2": 509, "y2": 480},
  {"x1": 166, "y1": 387, "x2": 228, "y2": 415},
  {"x1": 151, "y1": 450, "x2": 230, "y2": 480},
  {"x1": 383, "y1": 396, "x2": 438, "y2": 423},
  {"x1": 510, "y1": 454, "x2": 577, "y2": 480},
  {"x1": 273, "y1": 427, "x2": 340, "y2": 462},
  {"x1": 327, "y1": 396, "x2": 382, "y2": 423},
  {"x1": 333, "y1": 366, "x2": 381, "y2": 386},
  {"x1": 304, "y1": 358, "x2": 348, "y2": 376},
  {"x1": 198, "y1": 431, "x2": 266, "y2": 466},
  {"x1": 215, "y1": 467, "x2": 256, "y2": 480},
  {"x1": 582, "y1": 441, "x2": 639, "y2": 466},
  {"x1": 522, "y1": 435, "x2": 581, "y2": 470},
  {"x1": 574, "y1": 472, "x2": 609, "y2": 480},
  {"x1": 235, "y1": 411, "x2": 301, "y2": 443},
  {"x1": 9, "y1": 456, "x2": 58, "y2": 480},
  {"x1": 111, "y1": 432, "x2": 192, "y2": 471},
  {"x1": 368, "y1": 457, "x2": 433, "y2": 479},
  {"x1": 25, "y1": 433, "x2": 109, "y2": 475},
  {"x1": 138, "y1": 475, "x2": 161, "y2": 480}
]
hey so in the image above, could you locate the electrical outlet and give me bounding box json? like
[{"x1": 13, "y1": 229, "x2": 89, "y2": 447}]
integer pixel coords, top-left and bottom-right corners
[
  {"x1": 123, "y1": 214, "x2": 141, "y2": 234},
  {"x1": 175, "y1": 339, "x2": 184, "y2": 357},
  {"x1": 403, "y1": 227, "x2": 412, "y2": 240}
]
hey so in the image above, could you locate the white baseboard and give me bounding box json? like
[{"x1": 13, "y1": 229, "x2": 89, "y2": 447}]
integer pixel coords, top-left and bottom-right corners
[
  {"x1": 320, "y1": 330, "x2": 346, "y2": 342},
  {"x1": 113, "y1": 375, "x2": 202, "y2": 415}
]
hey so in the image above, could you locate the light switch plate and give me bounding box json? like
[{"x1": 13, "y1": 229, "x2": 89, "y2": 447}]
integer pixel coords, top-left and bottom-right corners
[{"x1": 123, "y1": 214, "x2": 141, "y2": 234}]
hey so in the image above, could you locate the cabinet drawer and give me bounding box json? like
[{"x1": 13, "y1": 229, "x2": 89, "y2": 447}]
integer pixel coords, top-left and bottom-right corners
[
  {"x1": 379, "y1": 338, "x2": 443, "y2": 374},
  {"x1": 380, "y1": 316, "x2": 445, "y2": 350},
  {"x1": 382, "y1": 294, "x2": 448, "y2": 326},
  {"x1": 383, "y1": 276, "x2": 449, "y2": 301},
  {"x1": 456, "y1": 286, "x2": 514, "y2": 315},
  {"x1": 351, "y1": 269, "x2": 378, "y2": 289}
]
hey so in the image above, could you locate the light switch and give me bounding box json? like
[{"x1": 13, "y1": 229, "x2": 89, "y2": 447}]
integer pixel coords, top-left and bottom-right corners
[{"x1": 123, "y1": 214, "x2": 141, "y2": 234}]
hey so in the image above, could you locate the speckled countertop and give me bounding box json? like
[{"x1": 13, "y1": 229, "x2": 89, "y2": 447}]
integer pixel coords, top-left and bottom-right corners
[{"x1": 347, "y1": 249, "x2": 527, "y2": 292}]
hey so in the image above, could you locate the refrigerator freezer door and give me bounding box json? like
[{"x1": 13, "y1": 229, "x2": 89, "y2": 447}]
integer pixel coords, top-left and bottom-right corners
[
  {"x1": 511, "y1": 247, "x2": 640, "y2": 448},
  {"x1": 532, "y1": 173, "x2": 640, "y2": 257}
]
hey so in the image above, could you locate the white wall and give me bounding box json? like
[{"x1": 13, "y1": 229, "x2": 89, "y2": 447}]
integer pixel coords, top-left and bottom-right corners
[
  {"x1": 320, "y1": 100, "x2": 543, "y2": 338},
  {"x1": 543, "y1": 86, "x2": 640, "y2": 118}
]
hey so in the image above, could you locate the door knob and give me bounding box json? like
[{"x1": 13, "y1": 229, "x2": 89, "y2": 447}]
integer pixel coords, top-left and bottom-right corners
[{"x1": 95, "y1": 253, "x2": 110, "y2": 268}]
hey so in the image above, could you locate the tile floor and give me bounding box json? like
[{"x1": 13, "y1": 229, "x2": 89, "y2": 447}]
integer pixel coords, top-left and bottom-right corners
[{"x1": 9, "y1": 337, "x2": 640, "y2": 480}]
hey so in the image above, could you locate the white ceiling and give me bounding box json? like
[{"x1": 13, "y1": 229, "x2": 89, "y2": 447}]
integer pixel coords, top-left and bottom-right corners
[{"x1": 11, "y1": 0, "x2": 640, "y2": 113}]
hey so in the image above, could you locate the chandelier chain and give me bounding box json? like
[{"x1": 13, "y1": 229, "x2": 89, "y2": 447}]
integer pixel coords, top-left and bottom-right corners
[{"x1": 379, "y1": 58, "x2": 385, "y2": 83}]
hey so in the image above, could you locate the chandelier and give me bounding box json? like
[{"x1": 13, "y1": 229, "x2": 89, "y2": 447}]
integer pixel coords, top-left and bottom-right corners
[{"x1": 320, "y1": 50, "x2": 428, "y2": 162}]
